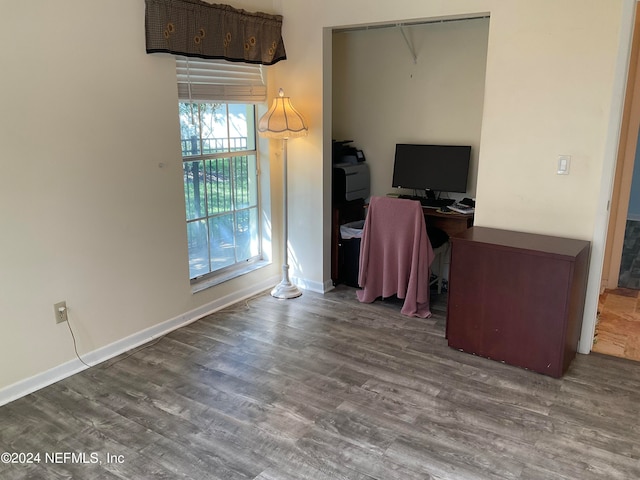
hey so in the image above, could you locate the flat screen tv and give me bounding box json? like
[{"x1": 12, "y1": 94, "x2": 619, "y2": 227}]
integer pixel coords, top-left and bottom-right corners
[{"x1": 392, "y1": 144, "x2": 471, "y2": 193}]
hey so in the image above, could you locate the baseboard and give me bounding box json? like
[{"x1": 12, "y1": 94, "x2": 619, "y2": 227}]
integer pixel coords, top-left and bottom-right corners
[
  {"x1": 0, "y1": 275, "x2": 279, "y2": 407},
  {"x1": 0, "y1": 359, "x2": 88, "y2": 409},
  {"x1": 321, "y1": 279, "x2": 336, "y2": 293},
  {"x1": 627, "y1": 213, "x2": 640, "y2": 222},
  {"x1": 293, "y1": 276, "x2": 335, "y2": 294}
]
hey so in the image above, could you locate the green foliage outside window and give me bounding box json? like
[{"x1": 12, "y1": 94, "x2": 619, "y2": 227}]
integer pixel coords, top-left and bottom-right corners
[{"x1": 180, "y1": 102, "x2": 260, "y2": 279}]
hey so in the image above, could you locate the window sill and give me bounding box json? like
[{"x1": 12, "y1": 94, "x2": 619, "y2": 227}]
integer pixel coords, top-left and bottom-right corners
[{"x1": 190, "y1": 259, "x2": 271, "y2": 294}]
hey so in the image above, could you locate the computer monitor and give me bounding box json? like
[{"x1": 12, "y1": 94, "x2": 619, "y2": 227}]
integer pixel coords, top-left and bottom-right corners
[{"x1": 392, "y1": 144, "x2": 471, "y2": 194}]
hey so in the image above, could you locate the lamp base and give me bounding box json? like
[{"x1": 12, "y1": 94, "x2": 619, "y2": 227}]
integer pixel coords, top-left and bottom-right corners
[
  {"x1": 271, "y1": 263, "x2": 302, "y2": 299},
  {"x1": 271, "y1": 280, "x2": 302, "y2": 299}
]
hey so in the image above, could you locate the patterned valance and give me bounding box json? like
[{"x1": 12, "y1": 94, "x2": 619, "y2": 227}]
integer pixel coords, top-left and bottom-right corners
[{"x1": 145, "y1": 0, "x2": 287, "y2": 65}]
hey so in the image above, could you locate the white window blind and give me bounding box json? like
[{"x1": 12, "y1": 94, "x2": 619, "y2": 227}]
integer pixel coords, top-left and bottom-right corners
[{"x1": 176, "y1": 56, "x2": 266, "y2": 103}]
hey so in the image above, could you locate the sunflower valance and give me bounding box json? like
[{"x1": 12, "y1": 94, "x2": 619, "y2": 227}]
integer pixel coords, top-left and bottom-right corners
[{"x1": 145, "y1": 0, "x2": 287, "y2": 65}]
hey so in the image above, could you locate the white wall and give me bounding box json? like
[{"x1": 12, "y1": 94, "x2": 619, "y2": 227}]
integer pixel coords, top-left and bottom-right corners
[
  {"x1": 270, "y1": 0, "x2": 635, "y2": 354},
  {"x1": 0, "y1": 0, "x2": 280, "y2": 400},
  {"x1": 332, "y1": 18, "x2": 489, "y2": 200}
]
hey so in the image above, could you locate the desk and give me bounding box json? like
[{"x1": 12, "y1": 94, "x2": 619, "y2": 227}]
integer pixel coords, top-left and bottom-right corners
[
  {"x1": 423, "y1": 208, "x2": 474, "y2": 238},
  {"x1": 331, "y1": 200, "x2": 366, "y2": 285},
  {"x1": 331, "y1": 201, "x2": 473, "y2": 286}
]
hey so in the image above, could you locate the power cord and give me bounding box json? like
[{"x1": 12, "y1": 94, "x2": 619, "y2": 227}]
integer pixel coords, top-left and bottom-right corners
[
  {"x1": 99, "y1": 335, "x2": 166, "y2": 370},
  {"x1": 63, "y1": 295, "x2": 258, "y2": 370},
  {"x1": 221, "y1": 296, "x2": 254, "y2": 313},
  {"x1": 64, "y1": 314, "x2": 91, "y2": 368}
]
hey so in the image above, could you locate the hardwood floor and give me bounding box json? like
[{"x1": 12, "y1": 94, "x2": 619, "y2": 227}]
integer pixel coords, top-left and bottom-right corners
[
  {"x1": 2, "y1": 286, "x2": 640, "y2": 479},
  {"x1": 594, "y1": 287, "x2": 640, "y2": 361}
]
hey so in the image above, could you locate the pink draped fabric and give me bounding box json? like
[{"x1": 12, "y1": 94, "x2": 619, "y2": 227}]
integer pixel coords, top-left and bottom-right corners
[{"x1": 356, "y1": 196, "x2": 435, "y2": 317}]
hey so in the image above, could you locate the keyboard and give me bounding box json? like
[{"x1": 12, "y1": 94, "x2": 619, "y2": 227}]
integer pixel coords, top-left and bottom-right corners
[{"x1": 398, "y1": 195, "x2": 455, "y2": 208}]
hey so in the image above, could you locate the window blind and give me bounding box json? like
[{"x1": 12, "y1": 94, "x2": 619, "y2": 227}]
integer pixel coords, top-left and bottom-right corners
[{"x1": 176, "y1": 56, "x2": 266, "y2": 103}]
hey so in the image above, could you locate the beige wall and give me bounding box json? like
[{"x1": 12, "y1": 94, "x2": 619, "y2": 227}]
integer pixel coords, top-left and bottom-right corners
[
  {"x1": 0, "y1": 0, "x2": 279, "y2": 398},
  {"x1": 332, "y1": 18, "x2": 489, "y2": 200}
]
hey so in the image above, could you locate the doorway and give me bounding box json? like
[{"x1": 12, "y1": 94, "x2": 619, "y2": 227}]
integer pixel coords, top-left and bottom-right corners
[
  {"x1": 596, "y1": 6, "x2": 640, "y2": 362},
  {"x1": 618, "y1": 159, "x2": 640, "y2": 290}
]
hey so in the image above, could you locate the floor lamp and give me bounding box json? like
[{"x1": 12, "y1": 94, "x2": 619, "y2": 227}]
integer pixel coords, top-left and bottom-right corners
[{"x1": 258, "y1": 88, "x2": 308, "y2": 299}]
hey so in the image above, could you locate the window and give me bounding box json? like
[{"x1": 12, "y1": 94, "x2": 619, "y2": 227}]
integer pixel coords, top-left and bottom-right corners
[
  {"x1": 176, "y1": 57, "x2": 267, "y2": 284},
  {"x1": 180, "y1": 101, "x2": 261, "y2": 281}
]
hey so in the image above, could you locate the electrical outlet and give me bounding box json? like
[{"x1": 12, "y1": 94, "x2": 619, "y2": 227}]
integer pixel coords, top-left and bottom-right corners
[{"x1": 54, "y1": 301, "x2": 68, "y2": 324}]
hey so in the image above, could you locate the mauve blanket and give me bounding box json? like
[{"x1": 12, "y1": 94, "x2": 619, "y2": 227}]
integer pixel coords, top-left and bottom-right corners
[{"x1": 356, "y1": 196, "x2": 435, "y2": 317}]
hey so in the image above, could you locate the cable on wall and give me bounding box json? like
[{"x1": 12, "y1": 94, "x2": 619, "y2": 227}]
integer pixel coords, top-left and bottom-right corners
[{"x1": 65, "y1": 316, "x2": 91, "y2": 368}]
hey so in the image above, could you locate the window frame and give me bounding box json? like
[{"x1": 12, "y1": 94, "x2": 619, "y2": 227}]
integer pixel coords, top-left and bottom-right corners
[
  {"x1": 176, "y1": 56, "x2": 270, "y2": 291},
  {"x1": 180, "y1": 100, "x2": 266, "y2": 289}
]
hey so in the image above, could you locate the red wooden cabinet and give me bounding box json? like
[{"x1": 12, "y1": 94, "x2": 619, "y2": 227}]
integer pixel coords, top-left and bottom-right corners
[{"x1": 446, "y1": 227, "x2": 590, "y2": 377}]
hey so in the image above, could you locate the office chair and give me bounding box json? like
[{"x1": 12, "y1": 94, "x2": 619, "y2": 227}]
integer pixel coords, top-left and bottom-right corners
[
  {"x1": 356, "y1": 196, "x2": 435, "y2": 317},
  {"x1": 426, "y1": 226, "x2": 449, "y2": 294}
]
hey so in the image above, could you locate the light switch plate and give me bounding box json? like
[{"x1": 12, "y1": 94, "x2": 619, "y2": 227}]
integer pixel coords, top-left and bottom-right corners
[{"x1": 557, "y1": 155, "x2": 571, "y2": 175}]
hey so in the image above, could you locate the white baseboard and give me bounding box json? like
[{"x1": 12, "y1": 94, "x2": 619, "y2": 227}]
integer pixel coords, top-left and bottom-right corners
[
  {"x1": 321, "y1": 279, "x2": 336, "y2": 293},
  {"x1": 0, "y1": 275, "x2": 279, "y2": 407},
  {"x1": 293, "y1": 276, "x2": 334, "y2": 294},
  {"x1": 627, "y1": 213, "x2": 640, "y2": 222},
  {"x1": 0, "y1": 359, "x2": 88, "y2": 409}
]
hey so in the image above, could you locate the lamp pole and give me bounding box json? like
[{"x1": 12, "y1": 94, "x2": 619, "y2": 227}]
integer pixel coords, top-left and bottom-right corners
[
  {"x1": 257, "y1": 88, "x2": 307, "y2": 299},
  {"x1": 271, "y1": 137, "x2": 302, "y2": 299}
]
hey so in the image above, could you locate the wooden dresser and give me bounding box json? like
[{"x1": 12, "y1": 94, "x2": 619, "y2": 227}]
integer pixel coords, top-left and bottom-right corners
[{"x1": 446, "y1": 227, "x2": 590, "y2": 377}]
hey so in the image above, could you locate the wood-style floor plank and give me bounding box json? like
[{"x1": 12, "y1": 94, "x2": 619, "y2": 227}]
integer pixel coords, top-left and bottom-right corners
[{"x1": 1, "y1": 285, "x2": 640, "y2": 479}]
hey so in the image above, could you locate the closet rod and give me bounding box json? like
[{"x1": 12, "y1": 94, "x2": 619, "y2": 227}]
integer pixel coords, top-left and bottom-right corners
[{"x1": 333, "y1": 15, "x2": 489, "y2": 34}]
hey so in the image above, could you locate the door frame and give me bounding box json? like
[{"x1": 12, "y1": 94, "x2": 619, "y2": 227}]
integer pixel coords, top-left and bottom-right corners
[{"x1": 602, "y1": 7, "x2": 640, "y2": 290}]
